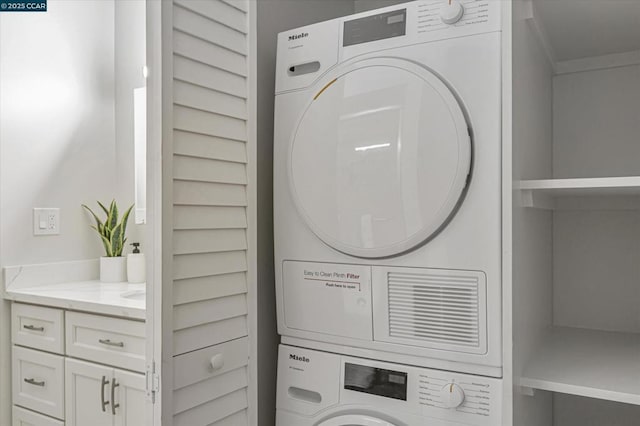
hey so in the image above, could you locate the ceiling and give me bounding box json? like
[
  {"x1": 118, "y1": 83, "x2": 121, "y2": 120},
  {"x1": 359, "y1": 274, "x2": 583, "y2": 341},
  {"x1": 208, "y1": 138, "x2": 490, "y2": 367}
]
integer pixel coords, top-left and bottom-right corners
[{"x1": 534, "y1": 0, "x2": 640, "y2": 61}]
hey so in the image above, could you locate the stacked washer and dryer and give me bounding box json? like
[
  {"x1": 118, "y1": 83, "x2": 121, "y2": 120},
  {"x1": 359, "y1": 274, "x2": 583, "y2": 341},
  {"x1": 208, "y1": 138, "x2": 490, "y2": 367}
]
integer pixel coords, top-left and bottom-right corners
[{"x1": 273, "y1": 1, "x2": 503, "y2": 425}]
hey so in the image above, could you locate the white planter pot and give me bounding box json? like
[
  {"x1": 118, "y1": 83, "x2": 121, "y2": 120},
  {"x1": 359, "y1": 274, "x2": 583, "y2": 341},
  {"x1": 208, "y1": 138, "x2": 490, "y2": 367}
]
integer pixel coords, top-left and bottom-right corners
[{"x1": 100, "y1": 257, "x2": 127, "y2": 283}]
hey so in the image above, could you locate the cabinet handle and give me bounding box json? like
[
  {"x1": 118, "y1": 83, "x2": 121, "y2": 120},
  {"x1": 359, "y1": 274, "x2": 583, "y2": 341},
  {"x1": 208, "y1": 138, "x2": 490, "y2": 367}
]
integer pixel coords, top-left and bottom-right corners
[
  {"x1": 23, "y1": 324, "x2": 45, "y2": 332},
  {"x1": 111, "y1": 378, "x2": 120, "y2": 415},
  {"x1": 24, "y1": 378, "x2": 45, "y2": 387},
  {"x1": 101, "y1": 375, "x2": 110, "y2": 412},
  {"x1": 99, "y1": 339, "x2": 124, "y2": 347}
]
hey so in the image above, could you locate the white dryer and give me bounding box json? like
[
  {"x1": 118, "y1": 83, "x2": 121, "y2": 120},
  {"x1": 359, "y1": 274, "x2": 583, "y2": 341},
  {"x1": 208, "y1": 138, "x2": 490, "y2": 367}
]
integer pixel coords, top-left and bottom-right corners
[
  {"x1": 276, "y1": 345, "x2": 502, "y2": 426},
  {"x1": 274, "y1": 1, "x2": 503, "y2": 376}
]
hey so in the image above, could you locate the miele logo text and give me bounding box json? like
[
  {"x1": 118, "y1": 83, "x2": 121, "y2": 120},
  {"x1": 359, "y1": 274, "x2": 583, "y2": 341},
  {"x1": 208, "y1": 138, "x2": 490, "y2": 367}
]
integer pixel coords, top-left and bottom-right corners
[
  {"x1": 288, "y1": 32, "x2": 308, "y2": 41},
  {"x1": 289, "y1": 354, "x2": 310, "y2": 363}
]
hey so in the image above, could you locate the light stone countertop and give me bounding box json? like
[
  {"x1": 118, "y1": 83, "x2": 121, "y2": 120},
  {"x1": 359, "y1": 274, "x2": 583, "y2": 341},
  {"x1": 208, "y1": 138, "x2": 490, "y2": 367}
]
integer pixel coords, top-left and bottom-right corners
[
  {"x1": 5, "y1": 281, "x2": 145, "y2": 320},
  {"x1": 3, "y1": 259, "x2": 145, "y2": 320}
]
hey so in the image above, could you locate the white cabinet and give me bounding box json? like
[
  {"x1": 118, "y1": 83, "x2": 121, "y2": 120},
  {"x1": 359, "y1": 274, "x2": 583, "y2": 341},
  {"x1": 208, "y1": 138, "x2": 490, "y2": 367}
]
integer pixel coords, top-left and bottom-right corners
[
  {"x1": 12, "y1": 304, "x2": 64, "y2": 355},
  {"x1": 65, "y1": 359, "x2": 145, "y2": 426},
  {"x1": 12, "y1": 344, "x2": 65, "y2": 420},
  {"x1": 11, "y1": 303, "x2": 145, "y2": 425},
  {"x1": 65, "y1": 312, "x2": 145, "y2": 373},
  {"x1": 65, "y1": 359, "x2": 113, "y2": 426},
  {"x1": 113, "y1": 369, "x2": 146, "y2": 426},
  {"x1": 511, "y1": 0, "x2": 640, "y2": 424},
  {"x1": 12, "y1": 406, "x2": 64, "y2": 426}
]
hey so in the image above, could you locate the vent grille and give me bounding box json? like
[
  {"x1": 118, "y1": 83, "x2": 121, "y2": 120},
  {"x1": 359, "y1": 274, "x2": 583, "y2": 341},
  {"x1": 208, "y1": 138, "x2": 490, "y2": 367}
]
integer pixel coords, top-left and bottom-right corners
[{"x1": 387, "y1": 271, "x2": 480, "y2": 348}]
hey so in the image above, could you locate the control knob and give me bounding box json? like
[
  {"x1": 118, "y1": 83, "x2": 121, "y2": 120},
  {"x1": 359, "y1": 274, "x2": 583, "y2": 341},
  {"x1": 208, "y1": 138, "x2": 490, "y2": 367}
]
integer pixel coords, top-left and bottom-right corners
[
  {"x1": 440, "y1": 0, "x2": 465, "y2": 25},
  {"x1": 439, "y1": 383, "x2": 465, "y2": 409}
]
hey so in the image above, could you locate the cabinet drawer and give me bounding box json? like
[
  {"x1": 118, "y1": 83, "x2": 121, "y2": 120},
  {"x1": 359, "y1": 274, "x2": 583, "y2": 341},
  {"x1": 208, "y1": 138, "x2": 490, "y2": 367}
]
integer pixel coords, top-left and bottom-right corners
[
  {"x1": 12, "y1": 346, "x2": 64, "y2": 420},
  {"x1": 12, "y1": 405, "x2": 64, "y2": 426},
  {"x1": 12, "y1": 304, "x2": 64, "y2": 354},
  {"x1": 65, "y1": 312, "x2": 145, "y2": 372},
  {"x1": 173, "y1": 336, "x2": 249, "y2": 390}
]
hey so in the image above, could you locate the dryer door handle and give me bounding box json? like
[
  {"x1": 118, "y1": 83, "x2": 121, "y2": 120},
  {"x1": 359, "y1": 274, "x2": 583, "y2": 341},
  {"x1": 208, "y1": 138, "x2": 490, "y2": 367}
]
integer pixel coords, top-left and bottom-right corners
[{"x1": 287, "y1": 386, "x2": 322, "y2": 404}]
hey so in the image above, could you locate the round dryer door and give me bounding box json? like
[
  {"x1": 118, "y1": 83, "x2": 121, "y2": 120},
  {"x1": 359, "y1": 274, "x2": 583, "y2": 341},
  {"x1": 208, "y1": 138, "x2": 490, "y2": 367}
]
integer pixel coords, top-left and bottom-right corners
[
  {"x1": 317, "y1": 414, "x2": 398, "y2": 426},
  {"x1": 289, "y1": 57, "x2": 472, "y2": 258}
]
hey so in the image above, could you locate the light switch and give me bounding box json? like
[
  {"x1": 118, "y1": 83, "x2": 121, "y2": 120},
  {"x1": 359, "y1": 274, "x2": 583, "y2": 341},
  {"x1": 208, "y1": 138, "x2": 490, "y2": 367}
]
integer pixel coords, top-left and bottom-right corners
[{"x1": 33, "y1": 208, "x2": 60, "y2": 235}]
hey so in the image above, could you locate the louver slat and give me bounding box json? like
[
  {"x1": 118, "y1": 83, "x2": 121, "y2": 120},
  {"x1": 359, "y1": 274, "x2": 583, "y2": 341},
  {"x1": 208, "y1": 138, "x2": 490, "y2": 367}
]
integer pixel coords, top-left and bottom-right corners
[{"x1": 387, "y1": 271, "x2": 482, "y2": 349}]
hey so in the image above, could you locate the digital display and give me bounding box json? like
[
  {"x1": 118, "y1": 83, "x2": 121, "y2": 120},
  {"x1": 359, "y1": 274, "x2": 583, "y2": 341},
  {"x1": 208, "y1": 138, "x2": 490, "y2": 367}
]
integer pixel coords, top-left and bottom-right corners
[
  {"x1": 343, "y1": 9, "x2": 407, "y2": 47},
  {"x1": 344, "y1": 363, "x2": 408, "y2": 401}
]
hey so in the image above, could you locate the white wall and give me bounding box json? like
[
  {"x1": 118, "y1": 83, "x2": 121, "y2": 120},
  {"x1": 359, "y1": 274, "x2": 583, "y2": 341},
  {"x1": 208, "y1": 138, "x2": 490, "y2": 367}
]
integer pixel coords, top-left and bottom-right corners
[
  {"x1": 550, "y1": 57, "x2": 640, "y2": 426},
  {"x1": 0, "y1": 0, "x2": 116, "y2": 266},
  {"x1": 255, "y1": 1, "x2": 355, "y2": 424},
  {"x1": 553, "y1": 64, "x2": 640, "y2": 179},
  {"x1": 0, "y1": 5, "x2": 116, "y2": 417},
  {"x1": 115, "y1": 0, "x2": 146, "y2": 247},
  {"x1": 0, "y1": 2, "x2": 142, "y2": 422},
  {"x1": 553, "y1": 210, "x2": 640, "y2": 333}
]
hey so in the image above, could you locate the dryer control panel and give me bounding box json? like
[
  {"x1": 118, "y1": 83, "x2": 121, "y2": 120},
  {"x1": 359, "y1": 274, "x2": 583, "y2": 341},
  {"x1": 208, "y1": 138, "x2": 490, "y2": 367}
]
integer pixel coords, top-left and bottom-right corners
[
  {"x1": 277, "y1": 345, "x2": 502, "y2": 425},
  {"x1": 276, "y1": 0, "x2": 502, "y2": 93}
]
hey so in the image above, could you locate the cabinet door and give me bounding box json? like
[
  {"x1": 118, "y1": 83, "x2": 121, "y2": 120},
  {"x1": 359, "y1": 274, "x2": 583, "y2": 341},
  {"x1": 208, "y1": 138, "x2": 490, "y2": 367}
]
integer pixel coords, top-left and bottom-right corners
[
  {"x1": 113, "y1": 368, "x2": 145, "y2": 426},
  {"x1": 65, "y1": 358, "x2": 114, "y2": 426}
]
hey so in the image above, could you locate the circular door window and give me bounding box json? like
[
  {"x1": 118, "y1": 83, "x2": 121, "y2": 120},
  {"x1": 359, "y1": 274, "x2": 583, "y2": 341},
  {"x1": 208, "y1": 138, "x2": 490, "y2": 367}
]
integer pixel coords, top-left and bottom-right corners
[
  {"x1": 318, "y1": 414, "x2": 398, "y2": 426},
  {"x1": 289, "y1": 58, "x2": 471, "y2": 259}
]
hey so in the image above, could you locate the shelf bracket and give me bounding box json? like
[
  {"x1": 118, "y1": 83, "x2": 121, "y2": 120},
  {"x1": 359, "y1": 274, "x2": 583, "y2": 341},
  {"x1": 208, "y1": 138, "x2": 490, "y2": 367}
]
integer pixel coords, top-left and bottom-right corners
[
  {"x1": 519, "y1": 385, "x2": 537, "y2": 397},
  {"x1": 521, "y1": 190, "x2": 556, "y2": 210}
]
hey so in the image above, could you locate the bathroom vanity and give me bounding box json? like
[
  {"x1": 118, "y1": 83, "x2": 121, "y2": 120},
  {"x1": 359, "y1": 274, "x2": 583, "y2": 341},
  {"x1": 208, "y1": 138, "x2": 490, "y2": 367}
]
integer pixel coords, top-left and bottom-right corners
[{"x1": 4, "y1": 260, "x2": 146, "y2": 426}]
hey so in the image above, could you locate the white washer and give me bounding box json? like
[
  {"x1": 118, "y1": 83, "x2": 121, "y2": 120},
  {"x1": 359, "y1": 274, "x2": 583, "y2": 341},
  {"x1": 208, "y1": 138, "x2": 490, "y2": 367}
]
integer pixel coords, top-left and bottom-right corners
[
  {"x1": 274, "y1": 1, "x2": 503, "y2": 376},
  {"x1": 276, "y1": 345, "x2": 502, "y2": 426}
]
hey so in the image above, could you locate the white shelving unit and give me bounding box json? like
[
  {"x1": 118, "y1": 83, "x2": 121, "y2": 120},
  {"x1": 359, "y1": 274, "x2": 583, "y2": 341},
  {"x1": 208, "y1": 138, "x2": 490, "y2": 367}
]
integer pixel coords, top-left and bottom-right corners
[
  {"x1": 520, "y1": 327, "x2": 640, "y2": 405},
  {"x1": 518, "y1": 176, "x2": 640, "y2": 209},
  {"x1": 512, "y1": 0, "x2": 640, "y2": 424}
]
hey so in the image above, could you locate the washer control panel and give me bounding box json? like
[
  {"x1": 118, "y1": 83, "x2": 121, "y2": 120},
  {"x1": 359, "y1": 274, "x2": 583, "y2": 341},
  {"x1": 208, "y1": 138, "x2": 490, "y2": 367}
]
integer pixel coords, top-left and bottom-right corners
[
  {"x1": 419, "y1": 374, "x2": 494, "y2": 418},
  {"x1": 439, "y1": 0, "x2": 466, "y2": 25},
  {"x1": 277, "y1": 345, "x2": 501, "y2": 425}
]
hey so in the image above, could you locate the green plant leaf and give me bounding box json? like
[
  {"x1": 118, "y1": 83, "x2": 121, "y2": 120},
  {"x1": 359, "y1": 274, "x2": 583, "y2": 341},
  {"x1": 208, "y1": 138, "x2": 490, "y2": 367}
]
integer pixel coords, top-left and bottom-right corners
[
  {"x1": 97, "y1": 201, "x2": 110, "y2": 217},
  {"x1": 82, "y1": 204, "x2": 104, "y2": 230},
  {"x1": 99, "y1": 234, "x2": 111, "y2": 256},
  {"x1": 83, "y1": 200, "x2": 132, "y2": 257},
  {"x1": 97, "y1": 223, "x2": 107, "y2": 238},
  {"x1": 111, "y1": 200, "x2": 119, "y2": 227},
  {"x1": 91, "y1": 225, "x2": 109, "y2": 251},
  {"x1": 99, "y1": 233, "x2": 113, "y2": 257},
  {"x1": 105, "y1": 199, "x2": 116, "y2": 232},
  {"x1": 120, "y1": 204, "x2": 134, "y2": 243},
  {"x1": 110, "y1": 222, "x2": 123, "y2": 257}
]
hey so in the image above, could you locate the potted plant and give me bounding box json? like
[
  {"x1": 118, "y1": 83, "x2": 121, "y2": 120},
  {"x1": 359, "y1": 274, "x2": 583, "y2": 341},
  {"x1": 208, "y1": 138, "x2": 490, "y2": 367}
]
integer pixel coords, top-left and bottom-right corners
[{"x1": 82, "y1": 200, "x2": 133, "y2": 282}]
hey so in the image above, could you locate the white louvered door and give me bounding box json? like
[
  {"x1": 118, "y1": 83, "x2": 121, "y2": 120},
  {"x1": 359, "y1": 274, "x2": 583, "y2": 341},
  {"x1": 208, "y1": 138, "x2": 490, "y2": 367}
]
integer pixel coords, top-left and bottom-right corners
[{"x1": 151, "y1": 0, "x2": 256, "y2": 424}]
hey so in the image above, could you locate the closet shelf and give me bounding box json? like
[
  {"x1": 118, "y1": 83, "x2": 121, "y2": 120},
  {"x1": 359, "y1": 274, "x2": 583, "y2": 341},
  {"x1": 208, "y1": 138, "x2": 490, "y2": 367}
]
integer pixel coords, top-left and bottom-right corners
[
  {"x1": 517, "y1": 176, "x2": 640, "y2": 209},
  {"x1": 520, "y1": 327, "x2": 640, "y2": 405}
]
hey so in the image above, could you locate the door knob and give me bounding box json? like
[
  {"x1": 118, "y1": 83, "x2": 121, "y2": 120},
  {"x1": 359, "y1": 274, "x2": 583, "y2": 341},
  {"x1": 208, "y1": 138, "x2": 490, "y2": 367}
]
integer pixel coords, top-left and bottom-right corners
[{"x1": 210, "y1": 354, "x2": 224, "y2": 371}]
